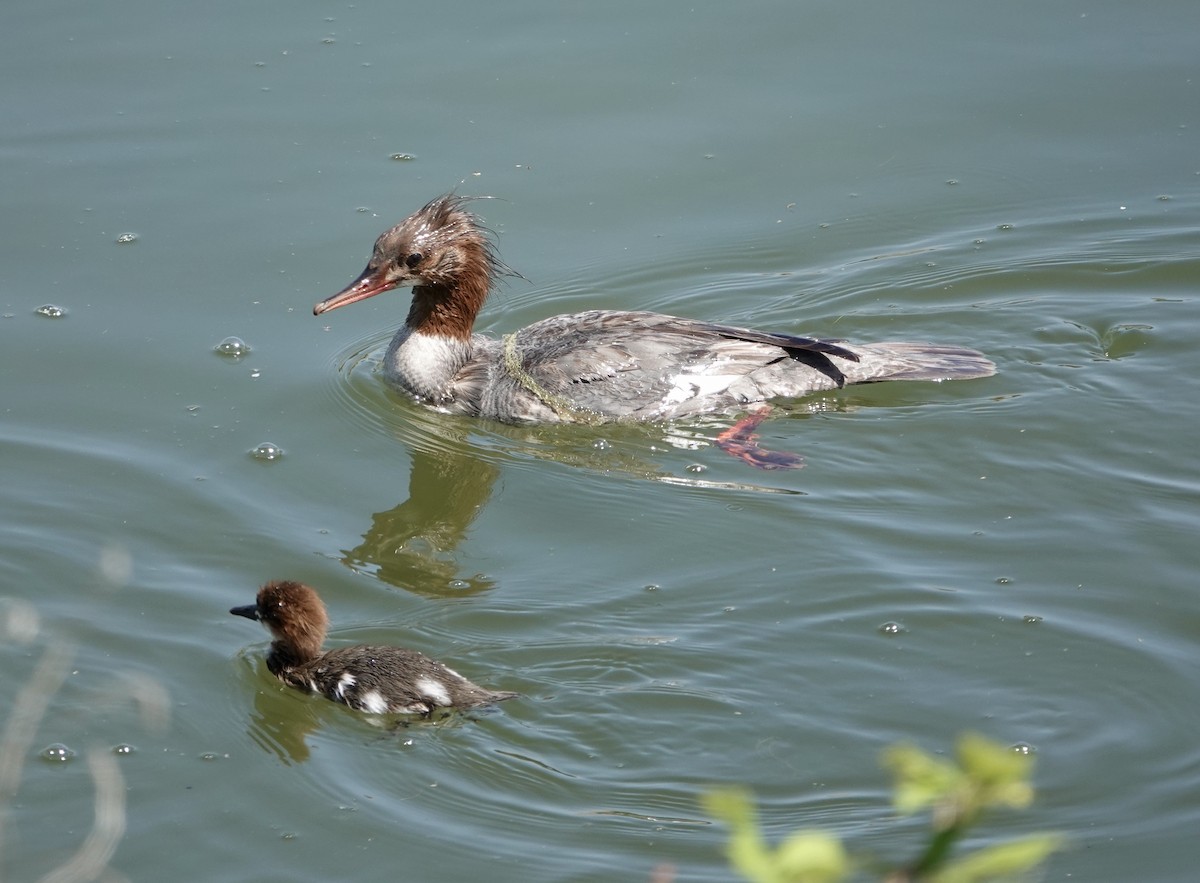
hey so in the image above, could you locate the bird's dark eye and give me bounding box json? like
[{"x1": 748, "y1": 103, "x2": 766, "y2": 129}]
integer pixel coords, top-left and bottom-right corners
[{"x1": 405, "y1": 252, "x2": 423, "y2": 268}]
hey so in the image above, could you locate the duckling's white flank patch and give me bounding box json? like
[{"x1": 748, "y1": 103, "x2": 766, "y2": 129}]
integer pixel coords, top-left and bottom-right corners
[
  {"x1": 333, "y1": 672, "x2": 356, "y2": 700},
  {"x1": 415, "y1": 677, "x2": 452, "y2": 707},
  {"x1": 359, "y1": 690, "x2": 389, "y2": 714}
]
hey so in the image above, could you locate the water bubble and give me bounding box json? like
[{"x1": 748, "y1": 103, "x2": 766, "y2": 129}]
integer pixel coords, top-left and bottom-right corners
[
  {"x1": 389, "y1": 152, "x2": 417, "y2": 162},
  {"x1": 42, "y1": 743, "x2": 75, "y2": 762},
  {"x1": 1011, "y1": 741, "x2": 1035, "y2": 755},
  {"x1": 35, "y1": 304, "x2": 66, "y2": 319},
  {"x1": 115, "y1": 233, "x2": 139, "y2": 244},
  {"x1": 592, "y1": 438, "x2": 611, "y2": 451},
  {"x1": 685, "y1": 463, "x2": 707, "y2": 473},
  {"x1": 996, "y1": 223, "x2": 1014, "y2": 231},
  {"x1": 995, "y1": 577, "x2": 1013, "y2": 585},
  {"x1": 214, "y1": 336, "x2": 250, "y2": 358},
  {"x1": 251, "y1": 442, "x2": 284, "y2": 462},
  {"x1": 113, "y1": 744, "x2": 136, "y2": 755},
  {"x1": 879, "y1": 621, "x2": 905, "y2": 636},
  {"x1": 1022, "y1": 615, "x2": 1043, "y2": 624},
  {"x1": 945, "y1": 179, "x2": 959, "y2": 185}
]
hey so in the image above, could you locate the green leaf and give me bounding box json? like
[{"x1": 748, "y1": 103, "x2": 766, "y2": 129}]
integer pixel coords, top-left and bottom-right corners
[
  {"x1": 955, "y1": 733, "x2": 1036, "y2": 810},
  {"x1": 929, "y1": 834, "x2": 1065, "y2": 883},
  {"x1": 704, "y1": 789, "x2": 849, "y2": 883},
  {"x1": 704, "y1": 787, "x2": 758, "y2": 831},
  {"x1": 956, "y1": 734, "x2": 1033, "y2": 786},
  {"x1": 704, "y1": 788, "x2": 775, "y2": 883},
  {"x1": 882, "y1": 743, "x2": 963, "y2": 814},
  {"x1": 774, "y1": 831, "x2": 850, "y2": 883}
]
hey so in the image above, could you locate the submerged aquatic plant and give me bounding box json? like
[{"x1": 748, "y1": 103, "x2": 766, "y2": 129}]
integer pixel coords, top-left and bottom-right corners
[{"x1": 0, "y1": 599, "x2": 169, "y2": 883}]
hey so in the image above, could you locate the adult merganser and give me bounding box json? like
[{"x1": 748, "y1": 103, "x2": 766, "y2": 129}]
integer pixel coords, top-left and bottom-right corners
[
  {"x1": 314, "y1": 195, "x2": 994, "y2": 465},
  {"x1": 230, "y1": 580, "x2": 517, "y2": 716}
]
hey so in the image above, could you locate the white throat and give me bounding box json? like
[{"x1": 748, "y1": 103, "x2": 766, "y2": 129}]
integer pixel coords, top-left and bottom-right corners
[{"x1": 383, "y1": 327, "x2": 473, "y2": 405}]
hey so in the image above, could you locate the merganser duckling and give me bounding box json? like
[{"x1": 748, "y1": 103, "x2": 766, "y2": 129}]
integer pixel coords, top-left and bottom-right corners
[
  {"x1": 314, "y1": 195, "x2": 995, "y2": 465},
  {"x1": 230, "y1": 580, "x2": 517, "y2": 716}
]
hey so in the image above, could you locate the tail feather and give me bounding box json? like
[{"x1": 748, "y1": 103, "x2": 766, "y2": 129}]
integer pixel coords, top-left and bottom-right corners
[{"x1": 843, "y1": 342, "x2": 996, "y2": 384}]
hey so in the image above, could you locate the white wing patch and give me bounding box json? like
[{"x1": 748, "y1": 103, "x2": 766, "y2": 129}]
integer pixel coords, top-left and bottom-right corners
[
  {"x1": 358, "y1": 690, "x2": 389, "y2": 715},
  {"x1": 415, "y1": 677, "x2": 452, "y2": 708},
  {"x1": 660, "y1": 367, "x2": 738, "y2": 408},
  {"x1": 333, "y1": 672, "x2": 356, "y2": 701}
]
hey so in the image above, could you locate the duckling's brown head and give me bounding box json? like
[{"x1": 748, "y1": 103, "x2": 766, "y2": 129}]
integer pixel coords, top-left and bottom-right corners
[{"x1": 230, "y1": 580, "x2": 329, "y2": 661}]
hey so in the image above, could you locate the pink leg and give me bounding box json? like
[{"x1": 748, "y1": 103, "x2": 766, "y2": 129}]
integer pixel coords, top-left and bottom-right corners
[{"x1": 714, "y1": 406, "x2": 804, "y2": 470}]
